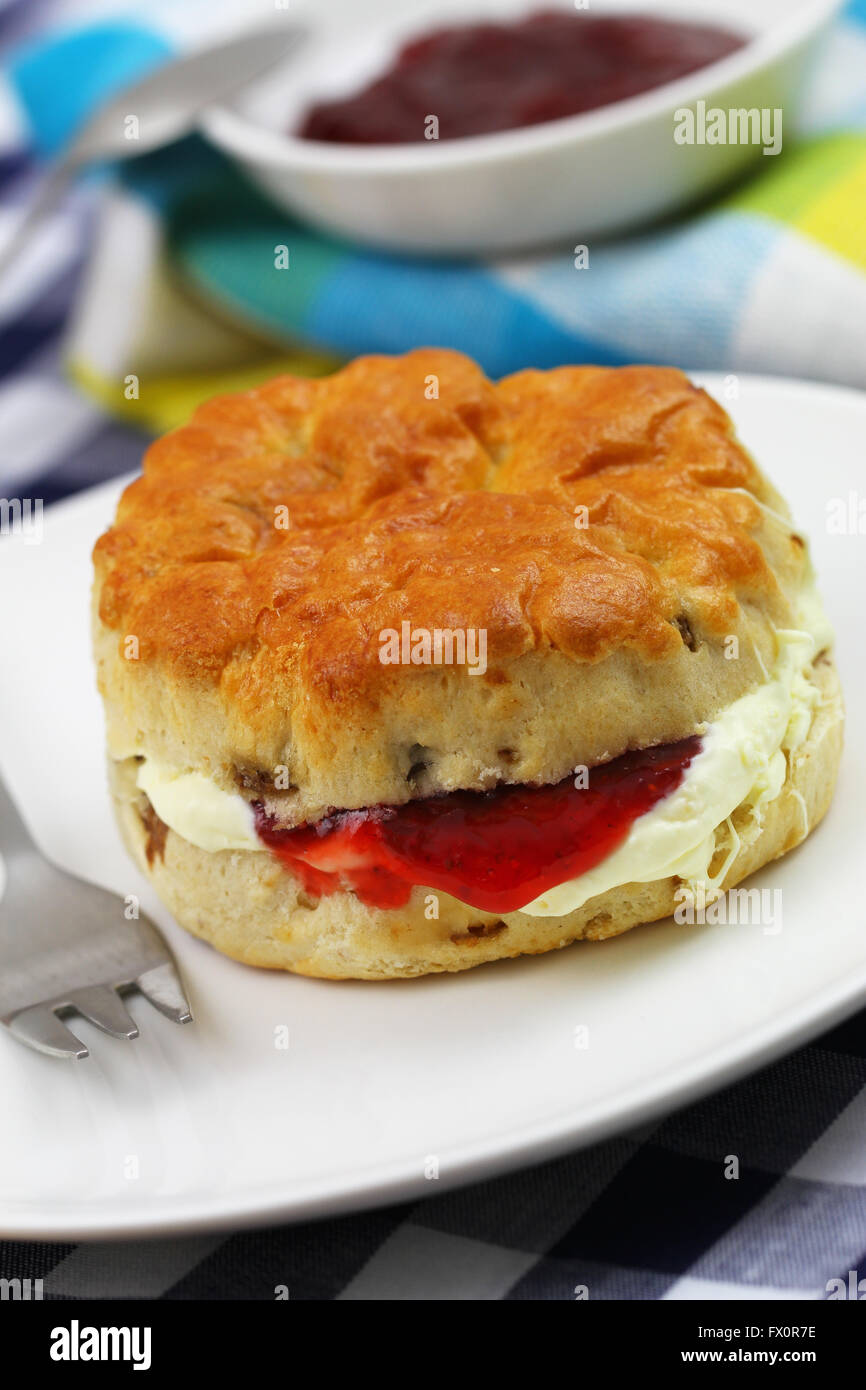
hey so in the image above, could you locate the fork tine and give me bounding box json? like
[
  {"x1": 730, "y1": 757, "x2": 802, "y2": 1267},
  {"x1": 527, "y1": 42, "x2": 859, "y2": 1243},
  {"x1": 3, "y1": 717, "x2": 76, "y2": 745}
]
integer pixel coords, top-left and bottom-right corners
[
  {"x1": 7, "y1": 1005, "x2": 89, "y2": 1060},
  {"x1": 134, "y1": 961, "x2": 193, "y2": 1024},
  {"x1": 70, "y1": 985, "x2": 139, "y2": 1040}
]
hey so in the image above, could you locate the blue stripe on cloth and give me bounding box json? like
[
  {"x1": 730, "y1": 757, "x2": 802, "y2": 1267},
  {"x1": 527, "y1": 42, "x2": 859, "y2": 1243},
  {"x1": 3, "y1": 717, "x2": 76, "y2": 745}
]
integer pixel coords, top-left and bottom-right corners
[
  {"x1": 307, "y1": 254, "x2": 629, "y2": 377},
  {"x1": 7, "y1": 21, "x2": 172, "y2": 156},
  {"x1": 844, "y1": 0, "x2": 866, "y2": 24},
  {"x1": 500, "y1": 212, "x2": 781, "y2": 368},
  {"x1": 119, "y1": 137, "x2": 622, "y2": 376}
]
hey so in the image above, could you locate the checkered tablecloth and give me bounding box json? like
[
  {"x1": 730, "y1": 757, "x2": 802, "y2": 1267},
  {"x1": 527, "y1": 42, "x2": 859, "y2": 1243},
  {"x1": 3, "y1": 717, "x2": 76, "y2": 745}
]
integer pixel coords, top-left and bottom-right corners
[{"x1": 2, "y1": 0, "x2": 866, "y2": 1300}]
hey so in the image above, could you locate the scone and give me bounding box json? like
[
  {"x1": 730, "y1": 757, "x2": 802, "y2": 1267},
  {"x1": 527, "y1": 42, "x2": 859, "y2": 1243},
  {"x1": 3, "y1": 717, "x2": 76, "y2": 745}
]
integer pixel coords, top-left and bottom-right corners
[{"x1": 92, "y1": 350, "x2": 843, "y2": 979}]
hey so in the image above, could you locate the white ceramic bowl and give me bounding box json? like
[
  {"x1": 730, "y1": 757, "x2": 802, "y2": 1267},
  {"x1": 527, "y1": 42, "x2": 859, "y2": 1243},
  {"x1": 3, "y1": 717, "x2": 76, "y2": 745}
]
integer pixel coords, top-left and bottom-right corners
[{"x1": 201, "y1": 0, "x2": 841, "y2": 255}]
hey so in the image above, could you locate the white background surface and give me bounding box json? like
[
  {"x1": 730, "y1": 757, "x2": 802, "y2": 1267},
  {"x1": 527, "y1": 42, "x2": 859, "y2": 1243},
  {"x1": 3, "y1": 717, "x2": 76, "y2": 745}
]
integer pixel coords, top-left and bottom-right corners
[{"x1": 0, "y1": 373, "x2": 864, "y2": 1238}]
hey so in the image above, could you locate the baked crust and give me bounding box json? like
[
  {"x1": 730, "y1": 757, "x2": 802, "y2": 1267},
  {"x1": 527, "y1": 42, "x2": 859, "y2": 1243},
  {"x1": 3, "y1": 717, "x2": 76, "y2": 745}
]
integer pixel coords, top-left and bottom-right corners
[
  {"x1": 93, "y1": 352, "x2": 817, "y2": 824},
  {"x1": 110, "y1": 655, "x2": 843, "y2": 979}
]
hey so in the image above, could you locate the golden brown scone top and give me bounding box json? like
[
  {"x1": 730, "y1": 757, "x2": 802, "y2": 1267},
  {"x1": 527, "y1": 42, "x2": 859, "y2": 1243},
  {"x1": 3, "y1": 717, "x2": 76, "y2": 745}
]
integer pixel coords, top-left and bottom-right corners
[{"x1": 93, "y1": 350, "x2": 814, "y2": 818}]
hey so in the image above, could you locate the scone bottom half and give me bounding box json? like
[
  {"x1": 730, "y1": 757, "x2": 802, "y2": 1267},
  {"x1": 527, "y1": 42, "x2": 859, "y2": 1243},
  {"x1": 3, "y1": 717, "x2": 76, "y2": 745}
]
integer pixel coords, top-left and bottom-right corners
[{"x1": 93, "y1": 351, "x2": 843, "y2": 979}]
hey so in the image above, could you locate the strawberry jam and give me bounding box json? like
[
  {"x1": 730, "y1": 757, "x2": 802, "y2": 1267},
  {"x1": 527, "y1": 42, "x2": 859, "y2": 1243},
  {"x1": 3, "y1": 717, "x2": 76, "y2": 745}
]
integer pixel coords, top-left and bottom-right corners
[
  {"x1": 298, "y1": 12, "x2": 745, "y2": 144},
  {"x1": 254, "y1": 735, "x2": 701, "y2": 915}
]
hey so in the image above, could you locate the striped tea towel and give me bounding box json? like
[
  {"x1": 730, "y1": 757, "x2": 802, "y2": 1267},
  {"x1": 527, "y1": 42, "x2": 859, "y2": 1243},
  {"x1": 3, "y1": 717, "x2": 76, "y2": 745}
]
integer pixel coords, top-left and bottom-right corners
[{"x1": 4, "y1": 0, "x2": 866, "y2": 434}]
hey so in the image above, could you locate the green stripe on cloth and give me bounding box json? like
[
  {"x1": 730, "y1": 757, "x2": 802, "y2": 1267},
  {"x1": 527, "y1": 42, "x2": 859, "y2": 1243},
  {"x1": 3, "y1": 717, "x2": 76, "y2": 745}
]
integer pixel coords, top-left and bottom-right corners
[
  {"x1": 170, "y1": 190, "x2": 346, "y2": 343},
  {"x1": 122, "y1": 136, "x2": 346, "y2": 342}
]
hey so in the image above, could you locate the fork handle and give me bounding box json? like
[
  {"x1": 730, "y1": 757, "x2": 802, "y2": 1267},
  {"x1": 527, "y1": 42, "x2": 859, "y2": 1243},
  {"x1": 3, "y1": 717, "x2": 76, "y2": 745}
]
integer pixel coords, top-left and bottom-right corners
[{"x1": 0, "y1": 768, "x2": 39, "y2": 859}]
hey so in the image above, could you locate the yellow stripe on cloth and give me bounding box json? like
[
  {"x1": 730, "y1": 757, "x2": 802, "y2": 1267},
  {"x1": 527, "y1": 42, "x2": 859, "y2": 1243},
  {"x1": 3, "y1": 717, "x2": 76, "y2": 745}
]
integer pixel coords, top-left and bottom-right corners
[
  {"x1": 796, "y1": 157, "x2": 866, "y2": 271},
  {"x1": 68, "y1": 350, "x2": 341, "y2": 435}
]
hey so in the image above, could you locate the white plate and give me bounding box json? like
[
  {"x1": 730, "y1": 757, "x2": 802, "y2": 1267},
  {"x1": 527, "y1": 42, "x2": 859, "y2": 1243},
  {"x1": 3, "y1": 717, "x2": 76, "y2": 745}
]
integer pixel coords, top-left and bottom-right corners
[
  {"x1": 0, "y1": 373, "x2": 864, "y2": 1240},
  {"x1": 201, "y1": 0, "x2": 841, "y2": 253}
]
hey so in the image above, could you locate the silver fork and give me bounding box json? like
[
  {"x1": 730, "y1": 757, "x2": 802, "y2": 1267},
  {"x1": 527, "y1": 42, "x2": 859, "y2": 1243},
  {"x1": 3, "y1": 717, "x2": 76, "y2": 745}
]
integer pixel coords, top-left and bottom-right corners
[{"x1": 0, "y1": 770, "x2": 192, "y2": 1060}]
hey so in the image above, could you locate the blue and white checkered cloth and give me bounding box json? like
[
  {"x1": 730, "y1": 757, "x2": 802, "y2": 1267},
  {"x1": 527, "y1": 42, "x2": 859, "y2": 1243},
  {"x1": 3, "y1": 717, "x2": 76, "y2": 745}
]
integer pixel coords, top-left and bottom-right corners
[{"x1": 3, "y1": 1009, "x2": 866, "y2": 1299}]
